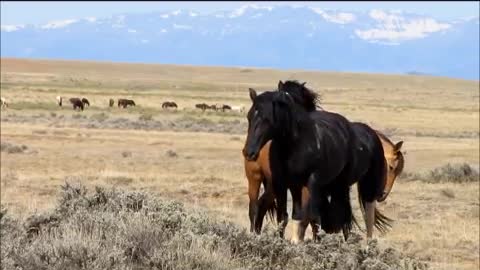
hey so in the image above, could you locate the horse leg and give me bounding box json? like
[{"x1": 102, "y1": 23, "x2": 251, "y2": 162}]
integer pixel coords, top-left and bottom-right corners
[
  {"x1": 290, "y1": 185, "x2": 308, "y2": 244},
  {"x1": 254, "y1": 179, "x2": 275, "y2": 233},
  {"x1": 365, "y1": 200, "x2": 375, "y2": 239},
  {"x1": 247, "y1": 173, "x2": 262, "y2": 234}
]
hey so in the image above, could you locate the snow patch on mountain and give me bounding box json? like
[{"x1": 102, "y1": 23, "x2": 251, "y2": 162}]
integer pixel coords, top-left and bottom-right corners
[
  {"x1": 355, "y1": 9, "x2": 451, "y2": 42},
  {"x1": 310, "y1": 8, "x2": 356, "y2": 24},
  {"x1": 41, "y1": 19, "x2": 78, "y2": 29}
]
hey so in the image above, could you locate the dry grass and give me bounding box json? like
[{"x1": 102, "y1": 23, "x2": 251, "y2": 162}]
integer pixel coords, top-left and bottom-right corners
[{"x1": 1, "y1": 58, "x2": 479, "y2": 270}]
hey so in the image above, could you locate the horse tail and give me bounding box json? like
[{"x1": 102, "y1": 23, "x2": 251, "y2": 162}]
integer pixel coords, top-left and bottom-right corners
[
  {"x1": 318, "y1": 184, "x2": 355, "y2": 240},
  {"x1": 357, "y1": 128, "x2": 393, "y2": 234},
  {"x1": 357, "y1": 185, "x2": 393, "y2": 234}
]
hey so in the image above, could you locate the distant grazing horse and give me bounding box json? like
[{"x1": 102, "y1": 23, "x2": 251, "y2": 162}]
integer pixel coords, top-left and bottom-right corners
[
  {"x1": 109, "y1": 98, "x2": 115, "y2": 107},
  {"x1": 118, "y1": 99, "x2": 136, "y2": 108},
  {"x1": 1, "y1": 97, "x2": 8, "y2": 109},
  {"x1": 69, "y1": 98, "x2": 84, "y2": 111},
  {"x1": 162, "y1": 101, "x2": 178, "y2": 110},
  {"x1": 232, "y1": 105, "x2": 246, "y2": 113},
  {"x1": 221, "y1": 104, "x2": 232, "y2": 112},
  {"x1": 195, "y1": 103, "x2": 210, "y2": 112},
  {"x1": 81, "y1": 98, "x2": 90, "y2": 107},
  {"x1": 56, "y1": 96, "x2": 63, "y2": 106},
  {"x1": 245, "y1": 81, "x2": 359, "y2": 244}
]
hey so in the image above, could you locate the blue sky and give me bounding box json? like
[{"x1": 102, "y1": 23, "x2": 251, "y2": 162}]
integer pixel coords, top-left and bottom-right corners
[{"x1": 1, "y1": 1, "x2": 479, "y2": 25}]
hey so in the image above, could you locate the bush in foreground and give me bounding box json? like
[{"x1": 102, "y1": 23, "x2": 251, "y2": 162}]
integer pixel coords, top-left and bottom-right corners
[{"x1": 0, "y1": 183, "x2": 428, "y2": 270}]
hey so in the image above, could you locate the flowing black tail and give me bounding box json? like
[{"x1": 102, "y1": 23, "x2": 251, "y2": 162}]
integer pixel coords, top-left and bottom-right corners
[
  {"x1": 356, "y1": 126, "x2": 394, "y2": 234},
  {"x1": 357, "y1": 188, "x2": 393, "y2": 234}
]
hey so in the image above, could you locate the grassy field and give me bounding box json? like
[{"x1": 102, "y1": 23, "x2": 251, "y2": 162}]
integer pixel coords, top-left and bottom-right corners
[{"x1": 1, "y1": 58, "x2": 479, "y2": 270}]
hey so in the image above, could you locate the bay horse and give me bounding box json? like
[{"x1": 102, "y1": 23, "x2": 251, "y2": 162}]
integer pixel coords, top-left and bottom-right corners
[
  {"x1": 109, "y1": 98, "x2": 115, "y2": 107},
  {"x1": 195, "y1": 103, "x2": 210, "y2": 111},
  {"x1": 118, "y1": 99, "x2": 136, "y2": 108},
  {"x1": 81, "y1": 98, "x2": 90, "y2": 107},
  {"x1": 69, "y1": 98, "x2": 84, "y2": 111},
  {"x1": 222, "y1": 104, "x2": 232, "y2": 112},
  {"x1": 245, "y1": 86, "x2": 359, "y2": 243},
  {"x1": 162, "y1": 101, "x2": 178, "y2": 110}
]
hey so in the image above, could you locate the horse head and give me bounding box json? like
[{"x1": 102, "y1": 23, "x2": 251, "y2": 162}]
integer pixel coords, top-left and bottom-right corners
[
  {"x1": 244, "y1": 88, "x2": 299, "y2": 161},
  {"x1": 377, "y1": 132, "x2": 405, "y2": 202}
]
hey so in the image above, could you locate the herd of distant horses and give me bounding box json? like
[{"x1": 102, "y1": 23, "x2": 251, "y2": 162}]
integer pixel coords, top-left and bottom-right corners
[
  {"x1": 242, "y1": 80, "x2": 405, "y2": 245},
  {"x1": 2, "y1": 80, "x2": 405, "y2": 245},
  {"x1": 48, "y1": 95, "x2": 244, "y2": 113}
]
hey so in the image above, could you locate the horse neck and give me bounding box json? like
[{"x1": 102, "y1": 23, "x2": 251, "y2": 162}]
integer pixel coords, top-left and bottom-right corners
[{"x1": 272, "y1": 111, "x2": 315, "y2": 156}]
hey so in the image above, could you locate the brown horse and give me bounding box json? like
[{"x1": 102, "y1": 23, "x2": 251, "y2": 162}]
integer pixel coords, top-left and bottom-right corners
[
  {"x1": 243, "y1": 130, "x2": 404, "y2": 239},
  {"x1": 118, "y1": 99, "x2": 136, "y2": 108},
  {"x1": 195, "y1": 103, "x2": 210, "y2": 111},
  {"x1": 69, "y1": 98, "x2": 84, "y2": 111},
  {"x1": 162, "y1": 101, "x2": 178, "y2": 109}
]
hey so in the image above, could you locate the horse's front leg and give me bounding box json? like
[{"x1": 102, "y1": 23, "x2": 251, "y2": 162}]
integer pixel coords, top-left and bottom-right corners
[
  {"x1": 247, "y1": 175, "x2": 262, "y2": 234},
  {"x1": 254, "y1": 180, "x2": 275, "y2": 233},
  {"x1": 290, "y1": 184, "x2": 308, "y2": 244}
]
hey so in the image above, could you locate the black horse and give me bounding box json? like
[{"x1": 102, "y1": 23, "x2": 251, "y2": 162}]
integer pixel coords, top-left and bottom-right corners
[
  {"x1": 244, "y1": 82, "x2": 358, "y2": 243},
  {"x1": 273, "y1": 81, "x2": 391, "y2": 239},
  {"x1": 247, "y1": 81, "x2": 392, "y2": 242},
  {"x1": 69, "y1": 98, "x2": 84, "y2": 111}
]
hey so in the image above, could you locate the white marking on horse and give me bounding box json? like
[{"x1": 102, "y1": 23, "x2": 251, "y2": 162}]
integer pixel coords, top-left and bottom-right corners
[{"x1": 327, "y1": 195, "x2": 332, "y2": 203}]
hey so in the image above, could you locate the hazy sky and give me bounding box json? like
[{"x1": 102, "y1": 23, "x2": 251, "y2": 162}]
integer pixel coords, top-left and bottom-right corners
[{"x1": 1, "y1": 1, "x2": 479, "y2": 25}]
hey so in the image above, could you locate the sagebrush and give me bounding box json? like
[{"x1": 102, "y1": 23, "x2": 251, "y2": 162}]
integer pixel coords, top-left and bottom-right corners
[{"x1": 0, "y1": 182, "x2": 428, "y2": 270}]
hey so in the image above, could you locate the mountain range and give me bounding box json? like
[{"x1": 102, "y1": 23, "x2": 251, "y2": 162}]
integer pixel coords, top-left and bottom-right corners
[{"x1": 1, "y1": 5, "x2": 479, "y2": 80}]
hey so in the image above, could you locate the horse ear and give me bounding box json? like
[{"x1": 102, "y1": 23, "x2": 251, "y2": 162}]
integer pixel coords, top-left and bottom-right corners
[
  {"x1": 278, "y1": 80, "x2": 284, "y2": 91},
  {"x1": 302, "y1": 82, "x2": 306, "y2": 86},
  {"x1": 394, "y1": 141, "x2": 403, "y2": 152},
  {"x1": 248, "y1": 88, "x2": 257, "y2": 101}
]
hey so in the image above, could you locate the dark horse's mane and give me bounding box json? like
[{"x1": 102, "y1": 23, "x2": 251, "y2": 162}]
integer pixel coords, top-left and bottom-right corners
[{"x1": 278, "y1": 80, "x2": 322, "y2": 112}]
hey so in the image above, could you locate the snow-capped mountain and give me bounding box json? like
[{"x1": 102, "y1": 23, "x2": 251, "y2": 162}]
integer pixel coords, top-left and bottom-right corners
[{"x1": 2, "y1": 5, "x2": 479, "y2": 80}]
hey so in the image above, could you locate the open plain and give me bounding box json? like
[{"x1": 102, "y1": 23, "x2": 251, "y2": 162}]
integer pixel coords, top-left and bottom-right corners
[{"x1": 1, "y1": 58, "x2": 479, "y2": 270}]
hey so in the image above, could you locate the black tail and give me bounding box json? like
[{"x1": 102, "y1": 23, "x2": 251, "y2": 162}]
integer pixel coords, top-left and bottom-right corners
[
  {"x1": 262, "y1": 179, "x2": 277, "y2": 223},
  {"x1": 357, "y1": 188, "x2": 393, "y2": 234},
  {"x1": 356, "y1": 127, "x2": 394, "y2": 234},
  {"x1": 315, "y1": 184, "x2": 356, "y2": 240}
]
